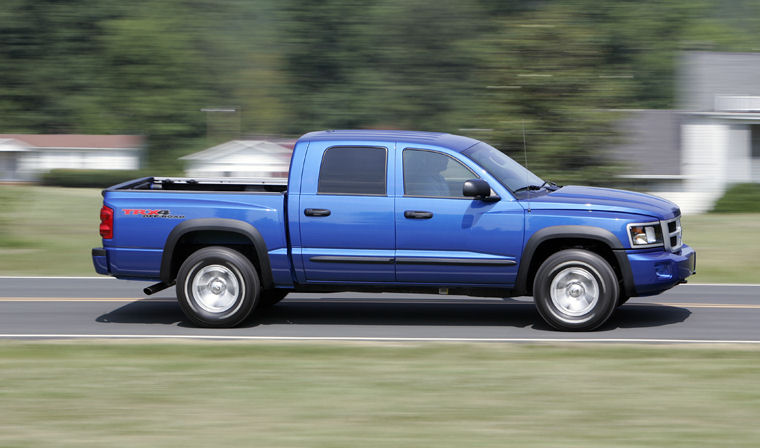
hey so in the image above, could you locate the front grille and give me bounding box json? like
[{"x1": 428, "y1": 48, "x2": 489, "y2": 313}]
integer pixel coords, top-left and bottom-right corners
[{"x1": 662, "y1": 216, "x2": 682, "y2": 252}]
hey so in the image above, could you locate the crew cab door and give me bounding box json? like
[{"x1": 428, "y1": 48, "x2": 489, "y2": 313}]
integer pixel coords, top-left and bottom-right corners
[
  {"x1": 296, "y1": 141, "x2": 395, "y2": 282},
  {"x1": 394, "y1": 146, "x2": 524, "y2": 285}
]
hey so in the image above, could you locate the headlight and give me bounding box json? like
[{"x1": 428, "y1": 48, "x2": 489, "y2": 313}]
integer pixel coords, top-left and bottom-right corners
[{"x1": 627, "y1": 222, "x2": 663, "y2": 247}]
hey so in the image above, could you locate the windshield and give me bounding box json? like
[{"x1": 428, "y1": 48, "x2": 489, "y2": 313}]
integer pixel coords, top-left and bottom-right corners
[{"x1": 462, "y1": 142, "x2": 543, "y2": 193}]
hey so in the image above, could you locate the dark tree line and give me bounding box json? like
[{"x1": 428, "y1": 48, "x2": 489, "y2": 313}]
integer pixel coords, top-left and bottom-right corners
[{"x1": 0, "y1": 0, "x2": 757, "y2": 181}]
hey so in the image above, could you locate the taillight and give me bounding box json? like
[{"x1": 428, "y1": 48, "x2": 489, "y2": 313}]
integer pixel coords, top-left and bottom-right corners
[{"x1": 99, "y1": 205, "x2": 113, "y2": 239}]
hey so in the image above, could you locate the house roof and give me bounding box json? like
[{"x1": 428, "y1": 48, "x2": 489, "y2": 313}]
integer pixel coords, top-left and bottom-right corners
[
  {"x1": 181, "y1": 140, "x2": 292, "y2": 162},
  {"x1": 299, "y1": 130, "x2": 481, "y2": 152},
  {"x1": 0, "y1": 134, "x2": 143, "y2": 149},
  {"x1": 0, "y1": 138, "x2": 31, "y2": 152},
  {"x1": 679, "y1": 51, "x2": 760, "y2": 111}
]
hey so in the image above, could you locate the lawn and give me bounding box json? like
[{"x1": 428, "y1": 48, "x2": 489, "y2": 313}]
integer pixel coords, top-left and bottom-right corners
[
  {"x1": 0, "y1": 342, "x2": 758, "y2": 447},
  {"x1": 0, "y1": 185, "x2": 758, "y2": 282},
  {"x1": 680, "y1": 213, "x2": 760, "y2": 284}
]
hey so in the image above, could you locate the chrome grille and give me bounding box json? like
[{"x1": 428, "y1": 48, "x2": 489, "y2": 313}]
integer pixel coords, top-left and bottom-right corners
[{"x1": 662, "y1": 217, "x2": 682, "y2": 252}]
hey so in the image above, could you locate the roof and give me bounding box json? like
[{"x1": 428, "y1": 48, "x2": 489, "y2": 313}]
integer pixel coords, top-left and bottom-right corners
[
  {"x1": 609, "y1": 110, "x2": 681, "y2": 176},
  {"x1": 679, "y1": 51, "x2": 760, "y2": 111},
  {"x1": 0, "y1": 138, "x2": 31, "y2": 152},
  {"x1": 0, "y1": 134, "x2": 143, "y2": 149},
  {"x1": 180, "y1": 140, "x2": 292, "y2": 162},
  {"x1": 298, "y1": 130, "x2": 481, "y2": 152}
]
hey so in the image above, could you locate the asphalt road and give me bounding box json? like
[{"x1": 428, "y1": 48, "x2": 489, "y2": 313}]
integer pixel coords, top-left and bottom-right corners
[{"x1": 0, "y1": 277, "x2": 758, "y2": 342}]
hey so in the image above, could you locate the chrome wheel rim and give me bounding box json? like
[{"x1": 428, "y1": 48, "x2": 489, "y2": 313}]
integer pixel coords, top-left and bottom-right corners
[
  {"x1": 191, "y1": 264, "x2": 240, "y2": 313},
  {"x1": 549, "y1": 267, "x2": 599, "y2": 317}
]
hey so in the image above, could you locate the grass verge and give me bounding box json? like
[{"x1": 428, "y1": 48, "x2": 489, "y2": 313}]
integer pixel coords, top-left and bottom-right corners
[
  {"x1": 0, "y1": 185, "x2": 758, "y2": 282},
  {"x1": 0, "y1": 342, "x2": 759, "y2": 447},
  {"x1": 681, "y1": 214, "x2": 760, "y2": 284},
  {"x1": 0, "y1": 185, "x2": 102, "y2": 276}
]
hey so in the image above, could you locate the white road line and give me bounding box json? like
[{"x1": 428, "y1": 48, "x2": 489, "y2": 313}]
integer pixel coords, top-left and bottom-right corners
[
  {"x1": 0, "y1": 334, "x2": 758, "y2": 344},
  {"x1": 689, "y1": 283, "x2": 760, "y2": 287}
]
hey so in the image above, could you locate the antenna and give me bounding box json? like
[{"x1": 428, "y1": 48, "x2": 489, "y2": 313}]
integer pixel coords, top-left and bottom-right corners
[
  {"x1": 522, "y1": 120, "x2": 530, "y2": 193},
  {"x1": 522, "y1": 120, "x2": 528, "y2": 169}
]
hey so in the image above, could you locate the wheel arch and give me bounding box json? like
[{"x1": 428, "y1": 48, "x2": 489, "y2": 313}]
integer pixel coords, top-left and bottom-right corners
[
  {"x1": 515, "y1": 225, "x2": 634, "y2": 297},
  {"x1": 160, "y1": 218, "x2": 274, "y2": 289}
]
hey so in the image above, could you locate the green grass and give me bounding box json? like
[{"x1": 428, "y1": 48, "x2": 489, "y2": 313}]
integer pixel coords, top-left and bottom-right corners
[
  {"x1": 0, "y1": 185, "x2": 102, "y2": 276},
  {"x1": 0, "y1": 185, "x2": 758, "y2": 282},
  {"x1": 0, "y1": 342, "x2": 758, "y2": 447},
  {"x1": 681, "y1": 214, "x2": 760, "y2": 284},
  {"x1": 711, "y1": 183, "x2": 760, "y2": 213}
]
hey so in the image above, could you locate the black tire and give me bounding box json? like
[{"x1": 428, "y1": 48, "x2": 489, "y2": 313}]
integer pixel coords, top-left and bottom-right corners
[
  {"x1": 176, "y1": 246, "x2": 260, "y2": 328},
  {"x1": 533, "y1": 249, "x2": 619, "y2": 331},
  {"x1": 617, "y1": 293, "x2": 631, "y2": 307},
  {"x1": 258, "y1": 290, "x2": 289, "y2": 308}
]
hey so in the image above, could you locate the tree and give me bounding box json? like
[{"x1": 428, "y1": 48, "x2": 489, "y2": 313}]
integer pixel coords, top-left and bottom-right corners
[{"x1": 464, "y1": 3, "x2": 630, "y2": 185}]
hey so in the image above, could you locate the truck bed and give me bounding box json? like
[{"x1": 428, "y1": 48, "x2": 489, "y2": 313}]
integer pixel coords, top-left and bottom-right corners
[
  {"x1": 100, "y1": 177, "x2": 289, "y2": 282},
  {"x1": 108, "y1": 176, "x2": 288, "y2": 193}
]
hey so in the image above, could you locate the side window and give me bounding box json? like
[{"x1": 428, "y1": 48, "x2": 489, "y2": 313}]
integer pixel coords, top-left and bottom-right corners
[
  {"x1": 403, "y1": 149, "x2": 477, "y2": 197},
  {"x1": 318, "y1": 146, "x2": 387, "y2": 195}
]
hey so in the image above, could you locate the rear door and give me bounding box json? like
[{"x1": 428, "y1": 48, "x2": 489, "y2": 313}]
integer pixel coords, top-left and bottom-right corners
[{"x1": 297, "y1": 141, "x2": 396, "y2": 283}]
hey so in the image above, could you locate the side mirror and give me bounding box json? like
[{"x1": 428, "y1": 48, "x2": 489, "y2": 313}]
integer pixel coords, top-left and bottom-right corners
[{"x1": 463, "y1": 179, "x2": 500, "y2": 202}]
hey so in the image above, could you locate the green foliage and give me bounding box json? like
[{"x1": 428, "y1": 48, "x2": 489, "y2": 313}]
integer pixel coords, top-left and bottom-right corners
[
  {"x1": 463, "y1": 4, "x2": 632, "y2": 185},
  {"x1": 0, "y1": 0, "x2": 759, "y2": 178},
  {"x1": 711, "y1": 183, "x2": 760, "y2": 213},
  {"x1": 40, "y1": 169, "x2": 144, "y2": 188}
]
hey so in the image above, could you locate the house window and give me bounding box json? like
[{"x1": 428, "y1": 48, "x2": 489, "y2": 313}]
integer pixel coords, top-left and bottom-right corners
[{"x1": 752, "y1": 125, "x2": 760, "y2": 159}]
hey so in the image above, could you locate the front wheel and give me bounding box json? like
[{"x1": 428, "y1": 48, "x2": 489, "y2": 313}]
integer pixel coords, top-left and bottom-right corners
[
  {"x1": 176, "y1": 246, "x2": 260, "y2": 327},
  {"x1": 533, "y1": 249, "x2": 619, "y2": 331}
]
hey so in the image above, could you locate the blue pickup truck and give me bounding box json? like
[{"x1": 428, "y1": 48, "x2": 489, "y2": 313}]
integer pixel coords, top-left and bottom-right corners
[{"x1": 93, "y1": 130, "x2": 696, "y2": 331}]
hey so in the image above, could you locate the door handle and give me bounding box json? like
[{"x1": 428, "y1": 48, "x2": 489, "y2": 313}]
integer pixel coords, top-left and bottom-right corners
[
  {"x1": 404, "y1": 210, "x2": 433, "y2": 219},
  {"x1": 304, "y1": 208, "x2": 331, "y2": 217}
]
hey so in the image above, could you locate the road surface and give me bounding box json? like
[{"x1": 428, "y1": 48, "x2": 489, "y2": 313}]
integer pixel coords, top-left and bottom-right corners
[{"x1": 0, "y1": 277, "x2": 757, "y2": 342}]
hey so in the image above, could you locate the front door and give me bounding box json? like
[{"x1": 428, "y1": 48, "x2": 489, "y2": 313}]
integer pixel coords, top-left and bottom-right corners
[{"x1": 395, "y1": 148, "x2": 524, "y2": 285}]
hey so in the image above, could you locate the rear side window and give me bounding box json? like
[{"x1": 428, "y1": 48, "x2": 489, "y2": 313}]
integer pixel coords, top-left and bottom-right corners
[{"x1": 318, "y1": 146, "x2": 387, "y2": 195}]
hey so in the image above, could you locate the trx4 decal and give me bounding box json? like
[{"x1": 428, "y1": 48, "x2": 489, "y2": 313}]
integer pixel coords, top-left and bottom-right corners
[{"x1": 122, "y1": 209, "x2": 185, "y2": 219}]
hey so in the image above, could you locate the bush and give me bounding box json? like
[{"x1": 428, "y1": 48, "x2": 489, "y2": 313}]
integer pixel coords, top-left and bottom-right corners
[
  {"x1": 40, "y1": 169, "x2": 145, "y2": 188},
  {"x1": 711, "y1": 183, "x2": 760, "y2": 213}
]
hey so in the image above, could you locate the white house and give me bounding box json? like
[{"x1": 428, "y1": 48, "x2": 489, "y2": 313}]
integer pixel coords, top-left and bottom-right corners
[
  {"x1": 0, "y1": 134, "x2": 143, "y2": 181},
  {"x1": 181, "y1": 140, "x2": 293, "y2": 179},
  {"x1": 612, "y1": 52, "x2": 760, "y2": 214}
]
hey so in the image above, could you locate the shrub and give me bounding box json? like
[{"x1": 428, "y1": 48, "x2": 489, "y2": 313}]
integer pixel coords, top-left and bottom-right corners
[
  {"x1": 711, "y1": 183, "x2": 760, "y2": 213},
  {"x1": 40, "y1": 169, "x2": 144, "y2": 188}
]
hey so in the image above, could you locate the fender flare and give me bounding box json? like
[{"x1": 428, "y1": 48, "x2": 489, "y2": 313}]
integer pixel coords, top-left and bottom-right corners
[
  {"x1": 160, "y1": 218, "x2": 274, "y2": 289},
  {"x1": 515, "y1": 225, "x2": 634, "y2": 297}
]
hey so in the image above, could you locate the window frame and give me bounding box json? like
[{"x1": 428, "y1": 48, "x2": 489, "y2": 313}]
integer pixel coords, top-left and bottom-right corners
[
  {"x1": 317, "y1": 145, "x2": 389, "y2": 197},
  {"x1": 402, "y1": 147, "x2": 479, "y2": 199}
]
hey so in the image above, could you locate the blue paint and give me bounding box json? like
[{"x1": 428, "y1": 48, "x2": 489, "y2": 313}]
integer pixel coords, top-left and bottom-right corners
[{"x1": 93, "y1": 130, "x2": 695, "y2": 299}]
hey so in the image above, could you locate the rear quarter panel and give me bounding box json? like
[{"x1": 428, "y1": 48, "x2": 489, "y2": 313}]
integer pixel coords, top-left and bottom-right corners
[{"x1": 103, "y1": 191, "x2": 286, "y2": 280}]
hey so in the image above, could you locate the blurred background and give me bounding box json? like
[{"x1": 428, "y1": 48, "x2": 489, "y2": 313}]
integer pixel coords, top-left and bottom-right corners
[{"x1": 0, "y1": 0, "x2": 759, "y2": 276}]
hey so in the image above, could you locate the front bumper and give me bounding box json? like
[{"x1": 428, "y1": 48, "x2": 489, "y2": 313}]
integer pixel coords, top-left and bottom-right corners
[{"x1": 627, "y1": 244, "x2": 696, "y2": 296}]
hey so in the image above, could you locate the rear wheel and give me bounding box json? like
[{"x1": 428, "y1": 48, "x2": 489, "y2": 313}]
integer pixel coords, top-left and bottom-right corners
[
  {"x1": 177, "y1": 246, "x2": 259, "y2": 327},
  {"x1": 533, "y1": 249, "x2": 619, "y2": 331}
]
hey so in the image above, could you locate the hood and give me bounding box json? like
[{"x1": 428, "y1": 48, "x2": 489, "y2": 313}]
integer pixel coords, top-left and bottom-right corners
[{"x1": 524, "y1": 185, "x2": 680, "y2": 220}]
